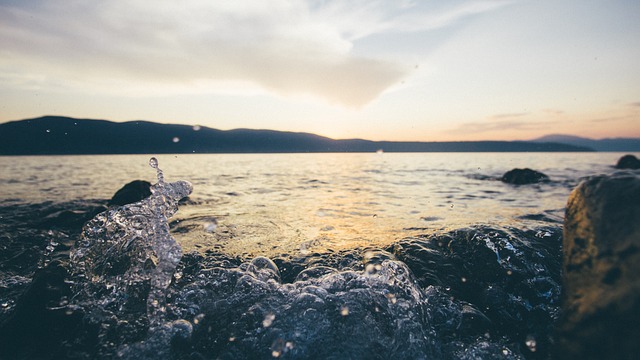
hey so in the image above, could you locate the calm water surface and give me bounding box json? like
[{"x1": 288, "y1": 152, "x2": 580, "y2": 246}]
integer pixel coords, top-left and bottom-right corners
[{"x1": 0, "y1": 152, "x2": 631, "y2": 256}]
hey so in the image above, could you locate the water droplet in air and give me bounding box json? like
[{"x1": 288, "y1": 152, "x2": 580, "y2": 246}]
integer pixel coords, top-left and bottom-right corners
[
  {"x1": 263, "y1": 313, "x2": 276, "y2": 327},
  {"x1": 192, "y1": 125, "x2": 201, "y2": 131},
  {"x1": 204, "y1": 220, "x2": 218, "y2": 233},
  {"x1": 46, "y1": 129, "x2": 50, "y2": 133},
  {"x1": 461, "y1": 277, "x2": 467, "y2": 283},
  {"x1": 525, "y1": 335, "x2": 537, "y2": 352},
  {"x1": 172, "y1": 137, "x2": 180, "y2": 143},
  {"x1": 386, "y1": 293, "x2": 397, "y2": 304},
  {"x1": 194, "y1": 313, "x2": 205, "y2": 325},
  {"x1": 148, "y1": 157, "x2": 165, "y2": 183}
]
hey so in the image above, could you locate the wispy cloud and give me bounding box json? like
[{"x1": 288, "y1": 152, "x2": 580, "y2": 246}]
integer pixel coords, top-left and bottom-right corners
[
  {"x1": 490, "y1": 112, "x2": 529, "y2": 119},
  {"x1": 0, "y1": 0, "x2": 512, "y2": 106},
  {"x1": 448, "y1": 117, "x2": 553, "y2": 135},
  {"x1": 312, "y1": 0, "x2": 515, "y2": 40},
  {"x1": 543, "y1": 109, "x2": 565, "y2": 116},
  {"x1": 589, "y1": 115, "x2": 633, "y2": 123}
]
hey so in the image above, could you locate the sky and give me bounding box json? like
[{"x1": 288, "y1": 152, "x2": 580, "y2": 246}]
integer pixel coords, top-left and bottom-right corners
[{"x1": 1, "y1": 0, "x2": 639, "y2": 141}]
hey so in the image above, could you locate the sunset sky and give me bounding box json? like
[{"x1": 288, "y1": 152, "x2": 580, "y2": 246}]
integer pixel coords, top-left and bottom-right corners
[{"x1": 1, "y1": 0, "x2": 639, "y2": 141}]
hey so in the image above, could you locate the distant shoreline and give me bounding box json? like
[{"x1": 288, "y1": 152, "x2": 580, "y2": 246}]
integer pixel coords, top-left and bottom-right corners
[{"x1": 3, "y1": 115, "x2": 636, "y2": 155}]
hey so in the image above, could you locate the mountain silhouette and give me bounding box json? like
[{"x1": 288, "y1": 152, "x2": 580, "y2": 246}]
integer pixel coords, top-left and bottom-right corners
[
  {"x1": 0, "y1": 116, "x2": 595, "y2": 155},
  {"x1": 532, "y1": 134, "x2": 640, "y2": 152}
]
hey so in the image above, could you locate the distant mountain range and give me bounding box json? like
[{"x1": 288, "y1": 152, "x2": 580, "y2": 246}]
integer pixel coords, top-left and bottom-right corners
[
  {"x1": 532, "y1": 134, "x2": 640, "y2": 152},
  {"x1": 0, "y1": 116, "x2": 621, "y2": 155}
]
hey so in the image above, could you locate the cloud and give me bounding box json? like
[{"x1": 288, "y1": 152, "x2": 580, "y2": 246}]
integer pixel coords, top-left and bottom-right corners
[
  {"x1": 589, "y1": 115, "x2": 633, "y2": 123},
  {"x1": 0, "y1": 0, "x2": 512, "y2": 106},
  {"x1": 490, "y1": 112, "x2": 528, "y2": 119},
  {"x1": 543, "y1": 109, "x2": 564, "y2": 115},
  {"x1": 311, "y1": 0, "x2": 515, "y2": 40},
  {"x1": 448, "y1": 117, "x2": 553, "y2": 135}
]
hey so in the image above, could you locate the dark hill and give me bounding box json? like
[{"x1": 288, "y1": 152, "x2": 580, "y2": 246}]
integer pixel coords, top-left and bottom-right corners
[
  {"x1": 533, "y1": 134, "x2": 640, "y2": 152},
  {"x1": 0, "y1": 116, "x2": 594, "y2": 155}
]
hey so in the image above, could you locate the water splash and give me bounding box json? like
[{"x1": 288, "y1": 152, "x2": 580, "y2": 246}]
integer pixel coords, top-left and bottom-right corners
[{"x1": 70, "y1": 157, "x2": 192, "y2": 330}]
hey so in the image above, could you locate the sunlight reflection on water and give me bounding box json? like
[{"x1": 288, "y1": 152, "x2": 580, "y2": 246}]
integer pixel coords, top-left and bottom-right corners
[{"x1": 0, "y1": 152, "x2": 630, "y2": 256}]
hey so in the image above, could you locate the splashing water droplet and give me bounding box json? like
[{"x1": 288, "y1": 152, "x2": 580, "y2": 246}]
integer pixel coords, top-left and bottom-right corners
[
  {"x1": 525, "y1": 335, "x2": 537, "y2": 352},
  {"x1": 203, "y1": 219, "x2": 217, "y2": 233},
  {"x1": 172, "y1": 137, "x2": 180, "y2": 143},
  {"x1": 192, "y1": 125, "x2": 201, "y2": 131},
  {"x1": 70, "y1": 158, "x2": 193, "y2": 331},
  {"x1": 149, "y1": 157, "x2": 158, "y2": 168},
  {"x1": 149, "y1": 157, "x2": 164, "y2": 184},
  {"x1": 263, "y1": 313, "x2": 276, "y2": 327},
  {"x1": 386, "y1": 293, "x2": 397, "y2": 304}
]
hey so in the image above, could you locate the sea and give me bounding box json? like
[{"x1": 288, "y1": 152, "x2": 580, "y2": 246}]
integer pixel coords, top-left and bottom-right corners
[{"x1": 0, "y1": 152, "x2": 635, "y2": 359}]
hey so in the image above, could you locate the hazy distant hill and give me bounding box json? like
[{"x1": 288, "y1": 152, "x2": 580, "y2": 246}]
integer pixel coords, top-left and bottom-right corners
[
  {"x1": 0, "y1": 116, "x2": 594, "y2": 155},
  {"x1": 533, "y1": 134, "x2": 640, "y2": 152}
]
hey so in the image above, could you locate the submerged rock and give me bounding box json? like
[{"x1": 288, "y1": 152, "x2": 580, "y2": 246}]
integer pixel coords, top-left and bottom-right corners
[
  {"x1": 614, "y1": 154, "x2": 640, "y2": 169},
  {"x1": 109, "y1": 180, "x2": 152, "y2": 206},
  {"x1": 501, "y1": 168, "x2": 549, "y2": 185},
  {"x1": 557, "y1": 171, "x2": 640, "y2": 359}
]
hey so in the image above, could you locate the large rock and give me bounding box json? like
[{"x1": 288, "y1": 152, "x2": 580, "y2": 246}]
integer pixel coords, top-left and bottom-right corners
[
  {"x1": 109, "y1": 180, "x2": 152, "y2": 206},
  {"x1": 615, "y1": 154, "x2": 640, "y2": 169},
  {"x1": 556, "y1": 170, "x2": 640, "y2": 359},
  {"x1": 501, "y1": 168, "x2": 549, "y2": 184}
]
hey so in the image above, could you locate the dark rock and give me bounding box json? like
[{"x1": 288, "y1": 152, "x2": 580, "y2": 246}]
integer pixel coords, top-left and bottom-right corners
[
  {"x1": 501, "y1": 168, "x2": 549, "y2": 184},
  {"x1": 390, "y1": 226, "x2": 563, "y2": 357},
  {"x1": 0, "y1": 260, "x2": 88, "y2": 359},
  {"x1": 615, "y1": 154, "x2": 640, "y2": 169},
  {"x1": 109, "y1": 180, "x2": 152, "y2": 206},
  {"x1": 556, "y1": 171, "x2": 640, "y2": 359}
]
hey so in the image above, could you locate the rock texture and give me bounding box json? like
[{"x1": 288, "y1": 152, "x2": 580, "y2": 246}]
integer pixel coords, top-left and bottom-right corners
[
  {"x1": 501, "y1": 168, "x2": 549, "y2": 184},
  {"x1": 615, "y1": 154, "x2": 640, "y2": 169},
  {"x1": 109, "y1": 180, "x2": 152, "y2": 206},
  {"x1": 557, "y1": 170, "x2": 640, "y2": 359}
]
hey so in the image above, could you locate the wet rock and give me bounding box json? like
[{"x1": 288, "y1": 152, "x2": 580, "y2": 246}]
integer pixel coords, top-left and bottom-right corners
[
  {"x1": 501, "y1": 168, "x2": 549, "y2": 185},
  {"x1": 109, "y1": 180, "x2": 152, "y2": 206},
  {"x1": 557, "y1": 171, "x2": 640, "y2": 359},
  {"x1": 614, "y1": 154, "x2": 640, "y2": 169},
  {"x1": 0, "y1": 260, "x2": 87, "y2": 359},
  {"x1": 390, "y1": 226, "x2": 563, "y2": 357}
]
